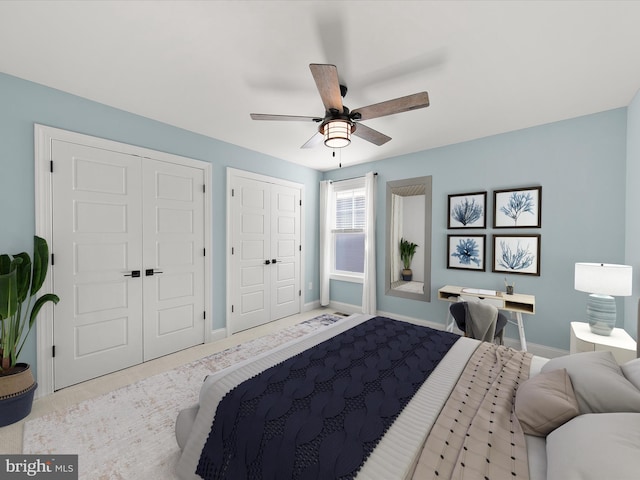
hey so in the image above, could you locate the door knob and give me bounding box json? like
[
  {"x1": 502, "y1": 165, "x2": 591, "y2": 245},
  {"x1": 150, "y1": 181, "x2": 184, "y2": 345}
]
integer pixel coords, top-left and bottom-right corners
[
  {"x1": 264, "y1": 260, "x2": 271, "y2": 265},
  {"x1": 271, "y1": 259, "x2": 277, "y2": 264},
  {"x1": 124, "y1": 270, "x2": 141, "y2": 278},
  {"x1": 145, "y1": 269, "x2": 164, "y2": 276}
]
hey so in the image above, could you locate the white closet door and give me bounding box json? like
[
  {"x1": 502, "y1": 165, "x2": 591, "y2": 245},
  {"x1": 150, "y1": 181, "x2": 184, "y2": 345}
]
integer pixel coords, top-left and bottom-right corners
[
  {"x1": 142, "y1": 160, "x2": 205, "y2": 360},
  {"x1": 51, "y1": 140, "x2": 144, "y2": 389},
  {"x1": 270, "y1": 184, "x2": 301, "y2": 320},
  {"x1": 51, "y1": 141, "x2": 206, "y2": 389},
  {"x1": 229, "y1": 173, "x2": 301, "y2": 333},
  {"x1": 230, "y1": 176, "x2": 270, "y2": 333}
]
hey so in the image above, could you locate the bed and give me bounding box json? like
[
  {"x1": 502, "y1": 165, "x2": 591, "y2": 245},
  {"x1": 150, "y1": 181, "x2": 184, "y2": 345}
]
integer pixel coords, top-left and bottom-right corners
[{"x1": 175, "y1": 314, "x2": 640, "y2": 479}]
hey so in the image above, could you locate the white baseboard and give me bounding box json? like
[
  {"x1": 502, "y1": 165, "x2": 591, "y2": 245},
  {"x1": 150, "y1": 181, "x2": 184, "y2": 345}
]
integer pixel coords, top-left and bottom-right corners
[
  {"x1": 329, "y1": 301, "x2": 568, "y2": 359},
  {"x1": 303, "y1": 300, "x2": 321, "y2": 312},
  {"x1": 510, "y1": 341, "x2": 567, "y2": 359},
  {"x1": 327, "y1": 301, "x2": 362, "y2": 316},
  {"x1": 209, "y1": 327, "x2": 227, "y2": 342}
]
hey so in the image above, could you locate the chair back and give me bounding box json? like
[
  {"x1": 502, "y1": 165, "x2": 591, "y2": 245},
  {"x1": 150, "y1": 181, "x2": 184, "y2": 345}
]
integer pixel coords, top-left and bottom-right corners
[
  {"x1": 449, "y1": 300, "x2": 507, "y2": 344},
  {"x1": 449, "y1": 302, "x2": 468, "y2": 332}
]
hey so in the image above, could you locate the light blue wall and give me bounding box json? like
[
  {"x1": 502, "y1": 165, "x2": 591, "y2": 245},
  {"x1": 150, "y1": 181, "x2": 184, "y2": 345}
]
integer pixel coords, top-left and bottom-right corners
[
  {"x1": 1, "y1": 68, "x2": 633, "y2": 380},
  {"x1": 0, "y1": 72, "x2": 322, "y2": 379},
  {"x1": 625, "y1": 88, "x2": 640, "y2": 340},
  {"x1": 324, "y1": 108, "x2": 628, "y2": 351}
]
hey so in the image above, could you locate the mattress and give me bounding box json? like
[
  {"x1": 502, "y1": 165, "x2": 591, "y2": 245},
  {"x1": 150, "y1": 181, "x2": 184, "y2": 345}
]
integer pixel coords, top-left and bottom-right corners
[{"x1": 175, "y1": 314, "x2": 548, "y2": 479}]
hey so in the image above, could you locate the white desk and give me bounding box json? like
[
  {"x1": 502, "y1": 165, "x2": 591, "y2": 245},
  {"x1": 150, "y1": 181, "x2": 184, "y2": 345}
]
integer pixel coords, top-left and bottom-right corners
[
  {"x1": 570, "y1": 322, "x2": 636, "y2": 364},
  {"x1": 438, "y1": 285, "x2": 536, "y2": 351}
]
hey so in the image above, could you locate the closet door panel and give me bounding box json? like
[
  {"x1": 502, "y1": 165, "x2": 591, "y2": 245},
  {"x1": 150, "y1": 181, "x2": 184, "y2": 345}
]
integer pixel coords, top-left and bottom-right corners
[
  {"x1": 142, "y1": 160, "x2": 205, "y2": 361},
  {"x1": 230, "y1": 177, "x2": 270, "y2": 333},
  {"x1": 51, "y1": 140, "x2": 143, "y2": 390},
  {"x1": 269, "y1": 184, "x2": 301, "y2": 321}
]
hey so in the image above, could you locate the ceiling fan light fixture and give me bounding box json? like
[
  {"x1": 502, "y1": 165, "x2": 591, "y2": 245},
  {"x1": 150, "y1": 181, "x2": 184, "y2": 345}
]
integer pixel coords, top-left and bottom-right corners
[{"x1": 323, "y1": 119, "x2": 352, "y2": 148}]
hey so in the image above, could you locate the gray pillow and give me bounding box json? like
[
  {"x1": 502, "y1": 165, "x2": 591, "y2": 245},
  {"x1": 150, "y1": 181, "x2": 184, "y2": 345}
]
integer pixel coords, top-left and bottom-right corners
[
  {"x1": 514, "y1": 368, "x2": 579, "y2": 436},
  {"x1": 546, "y1": 413, "x2": 640, "y2": 480},
  {"x1": 541, "y1": 350, "x2": 640, "y2": 413},
  {"x1": 621, "y1": 358, "x2": 640, "y2": 391}
]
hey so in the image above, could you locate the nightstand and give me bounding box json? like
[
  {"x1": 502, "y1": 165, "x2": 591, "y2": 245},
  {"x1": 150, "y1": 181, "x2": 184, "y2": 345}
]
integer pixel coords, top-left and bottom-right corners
[{"x1": 570, "y1": 322, "x2": 637, "y2": 364}]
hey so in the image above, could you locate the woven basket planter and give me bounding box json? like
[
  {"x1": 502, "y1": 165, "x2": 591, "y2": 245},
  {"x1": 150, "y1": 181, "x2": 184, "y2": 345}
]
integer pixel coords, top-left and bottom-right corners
[{"x1": 0, "y1": 363, "x2": 38, "y2": 427}]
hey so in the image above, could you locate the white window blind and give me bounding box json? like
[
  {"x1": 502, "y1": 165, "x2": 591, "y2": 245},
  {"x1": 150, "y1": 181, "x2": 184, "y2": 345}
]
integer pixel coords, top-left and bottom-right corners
[
  {"x1": 334, "y1": 189, "x2": 365, "y2": 232},
  {"x1": 332, "y1": 185, "x2": 366, "y2": 275}
]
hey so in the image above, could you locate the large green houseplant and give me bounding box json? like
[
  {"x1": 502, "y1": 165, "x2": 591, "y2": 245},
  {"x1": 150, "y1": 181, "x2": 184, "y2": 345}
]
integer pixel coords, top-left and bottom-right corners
[
  {"x1": 0, "y1": 235, "x2": 59, "y2": 426},
  {"x1": 399, "y1": 237, "x2": 418, "y2": 281}
]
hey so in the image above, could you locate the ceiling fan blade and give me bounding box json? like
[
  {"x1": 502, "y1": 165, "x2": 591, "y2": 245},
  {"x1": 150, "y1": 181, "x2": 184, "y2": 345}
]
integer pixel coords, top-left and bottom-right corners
[
  {"x1": 301, "y1": 132, "x2": 324, "y2": 149},
  {"x1": 250, "y1": 113, "x2": 321, "y2": 122},
  {"x1": 309, "y1": 64, "x2": 343, "y2": 113},
  {"x1": 352, "y1": 123, "x2": 391, "y2": 146},
  {"x1": 353, "y1": 92, "x2": 430, "y2": 121}
]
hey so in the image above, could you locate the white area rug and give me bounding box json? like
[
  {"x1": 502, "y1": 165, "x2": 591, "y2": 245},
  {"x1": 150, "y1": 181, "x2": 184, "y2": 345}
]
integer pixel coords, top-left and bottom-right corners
[{"x1": 23, "y1": 314, "x2": 342, "y2": 480}]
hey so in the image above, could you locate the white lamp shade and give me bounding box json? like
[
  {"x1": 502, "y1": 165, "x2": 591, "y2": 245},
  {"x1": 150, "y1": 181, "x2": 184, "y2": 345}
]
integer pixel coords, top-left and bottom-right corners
[
  {"x1": 574, "y1": 263, "x2": 633, "y2": 296},
  {"x1": 324, "y1": 120, "x2": 351, "y2": 148}
]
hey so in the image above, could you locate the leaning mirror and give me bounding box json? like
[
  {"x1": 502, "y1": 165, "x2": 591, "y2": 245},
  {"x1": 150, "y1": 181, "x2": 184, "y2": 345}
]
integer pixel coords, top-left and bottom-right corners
[{"x1": 385, "y1": 176, "x2": 432, "y2": 302}]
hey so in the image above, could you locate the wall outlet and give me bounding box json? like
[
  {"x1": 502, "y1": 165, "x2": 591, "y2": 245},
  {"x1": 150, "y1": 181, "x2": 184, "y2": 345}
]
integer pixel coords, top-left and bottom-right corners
[{"x1": 308, "y1": 282, "x2": 313, "y2": 290}]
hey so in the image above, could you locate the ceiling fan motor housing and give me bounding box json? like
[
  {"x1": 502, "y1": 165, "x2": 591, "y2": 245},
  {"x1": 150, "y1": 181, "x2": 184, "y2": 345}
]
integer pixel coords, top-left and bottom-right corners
[{"x1": 318, "y1": 105, "x2": 357, "y2": 136}]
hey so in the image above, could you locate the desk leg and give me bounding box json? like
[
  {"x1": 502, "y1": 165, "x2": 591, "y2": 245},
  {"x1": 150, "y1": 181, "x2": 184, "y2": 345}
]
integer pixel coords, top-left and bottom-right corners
[
  {"x1": 516, "y1": 312, "x2": 527, "y2": 351},
  {"x1": 445, "y1": 310, "x2": 455, "y2": 332}
]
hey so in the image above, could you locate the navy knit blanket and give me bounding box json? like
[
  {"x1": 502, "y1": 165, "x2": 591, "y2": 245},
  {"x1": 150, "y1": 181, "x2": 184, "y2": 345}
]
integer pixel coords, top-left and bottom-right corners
[{"x1": 196, "y1": 316, "x2": 459, "y2": 480}]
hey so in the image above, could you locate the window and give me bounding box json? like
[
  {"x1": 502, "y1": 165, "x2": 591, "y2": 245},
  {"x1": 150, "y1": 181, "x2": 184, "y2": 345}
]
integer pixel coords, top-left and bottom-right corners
[{"x1": 331, "y1": 180, "x2": 366, "y2": 280}]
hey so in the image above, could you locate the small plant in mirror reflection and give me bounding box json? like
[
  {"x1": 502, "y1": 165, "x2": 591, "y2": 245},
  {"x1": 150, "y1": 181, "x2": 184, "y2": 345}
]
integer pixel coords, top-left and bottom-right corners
[
  {"x1": 451, "y1": 238, "x2": 481, "y2": 266},
  {"x1": 451, "y1": 198, "x2": 483, "y2": 226},
  {"x1": 399, "y1": 238, "x2": 418, "y2": 270}
]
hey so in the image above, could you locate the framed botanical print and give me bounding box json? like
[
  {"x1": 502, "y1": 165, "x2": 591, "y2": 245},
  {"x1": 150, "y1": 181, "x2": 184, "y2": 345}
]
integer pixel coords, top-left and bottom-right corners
[
  {"x1": 448, "y1": 191, "x2": 487, "y2": 229},
  {"x1": 493, "y1": 186, "x2": 542, "y2": 228},
  {"x1": 492, "y1": 234, "x2": 541, "y2": 276},
  {"x1": 447, "y1": 234, "x2": 486, "y2": 271}
]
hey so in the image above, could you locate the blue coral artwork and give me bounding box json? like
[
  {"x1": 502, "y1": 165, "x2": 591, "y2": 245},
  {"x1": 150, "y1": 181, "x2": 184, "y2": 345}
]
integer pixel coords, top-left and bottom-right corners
[
  {"x1": 492, "y1": 234, "x2": 541, "y2": 276},
  {"x1": 447, "y1": 234, "x2": 486, "y2": 271},
  {"x1": 448, "y1": 191, "x2": 487, "y2": 229},
  {"x1": 493, "y1": 186, "x2": 542, "y2": 228}
]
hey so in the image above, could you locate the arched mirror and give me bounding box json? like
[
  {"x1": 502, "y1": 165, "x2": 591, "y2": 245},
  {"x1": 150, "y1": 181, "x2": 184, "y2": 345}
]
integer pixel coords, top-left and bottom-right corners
[{"x1": 385, "y1": 176, "x2": 432, "y2": 302}]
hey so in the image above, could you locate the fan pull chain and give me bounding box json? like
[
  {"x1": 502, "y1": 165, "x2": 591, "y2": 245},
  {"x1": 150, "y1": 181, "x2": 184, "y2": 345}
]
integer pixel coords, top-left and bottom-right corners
[{"x1": 331, "y1": 149, "x2": 343, "y2": 168}]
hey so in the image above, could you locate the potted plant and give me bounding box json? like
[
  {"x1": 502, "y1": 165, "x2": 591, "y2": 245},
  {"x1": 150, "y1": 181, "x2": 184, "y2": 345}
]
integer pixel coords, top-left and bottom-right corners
[
  {"x1": 0, "y1": 236, "x2": 59, "y2": 426},
  {"x1": 399, "y1": 237, "x2": 418, "y2": 281}
]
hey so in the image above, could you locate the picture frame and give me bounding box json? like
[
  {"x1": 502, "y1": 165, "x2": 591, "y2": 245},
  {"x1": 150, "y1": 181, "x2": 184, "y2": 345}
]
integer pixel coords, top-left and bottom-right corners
[
  {"x1": 493, "y1": 186, "x2": 542, "y2": 228},
  {"x1": 448, "y1": 191, "x2": 487, "y2": 229},
  {"x1": 447, "y1": 234, "x2": 486, "y2": 271},
  {"x1": 492, "y1": 234, "x2": 541, "y2": 276}
]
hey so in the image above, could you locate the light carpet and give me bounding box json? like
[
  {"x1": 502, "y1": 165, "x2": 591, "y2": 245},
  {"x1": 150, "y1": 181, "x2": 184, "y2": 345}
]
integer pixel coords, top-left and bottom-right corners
[{"x1": 23, "y1": 314, "x2": 343, "y2": 480}]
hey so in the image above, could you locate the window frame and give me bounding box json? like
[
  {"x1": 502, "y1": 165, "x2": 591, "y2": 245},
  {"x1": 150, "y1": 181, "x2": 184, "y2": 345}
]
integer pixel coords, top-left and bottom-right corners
[{"x1": 330, "y1": 178, "x2": 367, "y2": 283}]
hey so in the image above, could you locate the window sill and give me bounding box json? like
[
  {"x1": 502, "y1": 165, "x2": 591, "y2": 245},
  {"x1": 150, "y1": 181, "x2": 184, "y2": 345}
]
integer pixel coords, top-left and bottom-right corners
[{"x1": 330, "y1": 273, "x2": 364, "y2": 284}]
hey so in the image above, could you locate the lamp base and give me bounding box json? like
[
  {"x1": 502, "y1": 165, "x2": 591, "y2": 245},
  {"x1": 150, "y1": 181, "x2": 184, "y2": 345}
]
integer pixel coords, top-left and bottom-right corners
[{"x1": 586, "y1": 294, "x2": 616, "y2": 336}]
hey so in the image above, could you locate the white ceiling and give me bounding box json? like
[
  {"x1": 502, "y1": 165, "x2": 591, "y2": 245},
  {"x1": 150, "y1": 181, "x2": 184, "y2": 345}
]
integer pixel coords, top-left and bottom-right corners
[{"x1": 1, "y1": 1, "x2": 640, "y2": 172}]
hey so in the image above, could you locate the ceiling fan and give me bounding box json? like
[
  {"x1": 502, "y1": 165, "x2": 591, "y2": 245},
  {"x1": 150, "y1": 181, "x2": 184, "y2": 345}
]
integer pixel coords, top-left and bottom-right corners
[{"x1": 250, "y1": 64, "x2": 430, "y2": 149}]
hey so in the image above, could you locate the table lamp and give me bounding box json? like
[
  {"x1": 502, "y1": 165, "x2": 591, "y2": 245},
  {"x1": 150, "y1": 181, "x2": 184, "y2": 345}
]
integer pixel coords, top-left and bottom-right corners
[{"x1": 574, "y1": 263, "x2": 632, "y2": 336}]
